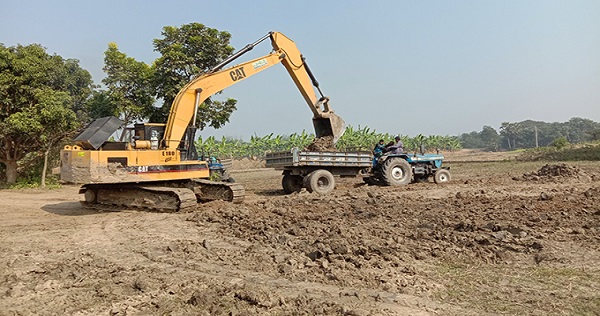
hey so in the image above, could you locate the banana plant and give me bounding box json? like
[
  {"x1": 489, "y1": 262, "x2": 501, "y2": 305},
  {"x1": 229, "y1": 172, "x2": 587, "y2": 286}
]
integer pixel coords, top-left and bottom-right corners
[{"x1": 195, "y1": 126, "x2": 464, "y2": 158}]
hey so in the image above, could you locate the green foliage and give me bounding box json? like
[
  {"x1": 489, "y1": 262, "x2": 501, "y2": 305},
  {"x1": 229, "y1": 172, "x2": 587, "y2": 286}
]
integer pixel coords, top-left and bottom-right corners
[
  {"x1": 589, "y1": 128, "x2": 600, "y2": 141},
  {"x1": 196, "y1": 126, "x2": 462, "y2": 159},
  {"x1": 462, "y1": 118, "x2": 600, "y2": 151},
  {"x1": 92, "y1": 23, "x2": 238, "y2": 130},
  {"x1": 195, "y1": 98, "x2": 238, "y2": 130},
  {"x1": 7, "y1": 180, "x2": 61, "y2": 189},
  {"x1": 335, "y1": 126, "x2": 391, "y2": 151},
  {"x1": 460, "y1": 126, "x2": 501, "y2": 151},
  {"x1": 480, "y1": 125, "x2": 500, "y2": 151},
  {"x1": 6, "y1": 147, "x2": 62, "y2": 188},
  {"x1": 151, "y1": 23, "x2": 236, "y2": 125},
  {"x1": 86, "y1": 90, "x2": 118, "y2": 119},
  {"x1": 499, "y1": 118, "x2": 599, "y2": 150},
  {"x1": 100, "y1": 42, "x2": 156, "y2": 129},
  {"x1": 197, "y1": 131, "x2": 315, "y2": 159},
  {"x1": 0, "y1": 43, "x2": 93, "y2": 184},
  {"x1": 460, "y1": 130, "x2": 485, "y2": 148},
  {"x1": 8, "y1": 172, "x2": 61, "y2": 189},
  {"x1": 518, "y1": 143, "x2": 600, "y2": 161},
  {"x1": 551, "y1": 136, "x2": 569, "y2": 149}
]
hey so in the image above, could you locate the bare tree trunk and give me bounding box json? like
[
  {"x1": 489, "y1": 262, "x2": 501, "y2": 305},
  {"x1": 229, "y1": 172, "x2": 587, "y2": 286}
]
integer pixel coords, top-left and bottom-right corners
[
  {"x1": 41, "y1": 148, "x2": 50, "y2": 188},
  {"x1": 4, "y1": 160, "x2": 18, "y2": 184}
]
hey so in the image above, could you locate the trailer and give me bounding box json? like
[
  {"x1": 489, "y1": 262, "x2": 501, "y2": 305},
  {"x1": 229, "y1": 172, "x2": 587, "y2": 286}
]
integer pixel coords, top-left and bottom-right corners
[{"x1": 265, "y1": 148, "x2": 373, "y2": 194}]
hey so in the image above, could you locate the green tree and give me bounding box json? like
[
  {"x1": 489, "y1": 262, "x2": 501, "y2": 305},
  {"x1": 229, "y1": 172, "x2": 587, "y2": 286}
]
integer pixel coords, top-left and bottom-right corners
[
  {"x1": 500, "y1": 122, "x2": 522, "y2": 150},
  {"x1": 565, "y1": 117, "x2": 600, "y2": 143},
  {"x1": 445, "y1": 136, "x2": 463, "y2": 151},
  {"x1": 0, "y1": 44, "x2": 93, "y2": 184},
  {"x1": 102, "y1": 42, "x2": 155, "y2": 138},
  {"x1": 459, "y1": 131, "x2": 484, "y2": 148},
  {"x1": 588, "y1": 128, "x2": 600, "y2": 141},
  {"x1": 151, "y1": 23, "x2": 237, "y2": 128},
  {"x1": 86, "y1": 90, "x2": 118, "y2": 119},
  {"x1": 480, "y1": 125, "x2": 500, "y2": 151},
  {"x1": 551, "y1": 136, "x2": 569, "y2": 149},
  {"x1": 32, "y1": 89, "x2": 79, "y2": 187},
  {"x1": 497, "y1": 118, "x2": 600, "y2": 149}
]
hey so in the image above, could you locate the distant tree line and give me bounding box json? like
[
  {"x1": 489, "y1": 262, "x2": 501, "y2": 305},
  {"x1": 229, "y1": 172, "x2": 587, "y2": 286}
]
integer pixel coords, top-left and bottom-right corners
[{"x1": 459, "y1": 118, "x2": 600, "y2": 151}]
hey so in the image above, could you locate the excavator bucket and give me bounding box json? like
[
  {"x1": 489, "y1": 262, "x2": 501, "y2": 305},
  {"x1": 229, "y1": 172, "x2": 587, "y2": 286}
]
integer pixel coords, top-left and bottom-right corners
[{"x1": 313, "y1": 112, "x2": 346, "y2": 144}]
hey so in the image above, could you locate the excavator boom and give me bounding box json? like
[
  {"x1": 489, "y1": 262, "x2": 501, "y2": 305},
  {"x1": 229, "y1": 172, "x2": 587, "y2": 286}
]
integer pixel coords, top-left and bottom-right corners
[{"x1": 162, "y1": 31, "x2": 345, "y2": 150}]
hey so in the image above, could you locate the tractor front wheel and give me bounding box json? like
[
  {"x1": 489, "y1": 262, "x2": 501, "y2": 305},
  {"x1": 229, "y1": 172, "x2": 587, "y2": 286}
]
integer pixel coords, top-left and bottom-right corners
[{"x1": 434, "y1": 169, "x2": 451, "y2": 184}]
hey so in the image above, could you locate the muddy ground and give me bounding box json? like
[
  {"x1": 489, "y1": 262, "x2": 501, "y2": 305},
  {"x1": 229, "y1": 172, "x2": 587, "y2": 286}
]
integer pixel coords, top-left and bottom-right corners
[{"x1": 1, "y1": 157, "x2": 599, "y2": 315}]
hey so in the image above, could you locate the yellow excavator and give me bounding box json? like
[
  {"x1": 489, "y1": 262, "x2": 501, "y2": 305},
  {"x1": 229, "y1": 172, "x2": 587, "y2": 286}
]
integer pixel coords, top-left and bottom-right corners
[{"x1": 61, "y1": 31, "x2": 345, "y2": 211}]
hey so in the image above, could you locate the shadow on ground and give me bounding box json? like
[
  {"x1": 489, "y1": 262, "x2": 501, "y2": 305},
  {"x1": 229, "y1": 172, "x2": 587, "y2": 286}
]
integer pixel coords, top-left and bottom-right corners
[{"x1": 42, "y1": 202, "x2": 103, "y2": 216}]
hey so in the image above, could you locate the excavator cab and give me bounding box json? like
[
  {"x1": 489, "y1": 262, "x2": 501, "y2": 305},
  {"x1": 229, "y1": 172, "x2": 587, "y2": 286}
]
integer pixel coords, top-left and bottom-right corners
[{"x1": 132, "y1": 123, "x2": 165, "y2": 150}]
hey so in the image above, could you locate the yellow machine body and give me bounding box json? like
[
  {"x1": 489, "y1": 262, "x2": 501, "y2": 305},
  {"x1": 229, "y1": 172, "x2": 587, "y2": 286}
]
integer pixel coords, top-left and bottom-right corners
[{"x1": 60, "y1": 145, "x2": 210, "y2": 184}]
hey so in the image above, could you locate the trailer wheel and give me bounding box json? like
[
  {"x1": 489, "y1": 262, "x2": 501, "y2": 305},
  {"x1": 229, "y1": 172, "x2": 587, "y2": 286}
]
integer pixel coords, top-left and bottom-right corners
[
  {"x1": 282, "y1": 174, "x2": 303, "y2": 194},
  {"x1": 434, "y1": 169, "x2": 450, "y2": 184},
  {"x1": 305, "y1": 169, "x2": 335, "y2": 194},
  {"x1": 381, "y1": 158, "x2": 412, "y2": 186}
]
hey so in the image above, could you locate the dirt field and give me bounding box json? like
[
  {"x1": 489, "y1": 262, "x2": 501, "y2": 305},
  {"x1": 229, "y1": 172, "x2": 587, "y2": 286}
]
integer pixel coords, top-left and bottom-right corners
[{"x1": 1, "y1": 157, "x2": 599, "y2": 315}]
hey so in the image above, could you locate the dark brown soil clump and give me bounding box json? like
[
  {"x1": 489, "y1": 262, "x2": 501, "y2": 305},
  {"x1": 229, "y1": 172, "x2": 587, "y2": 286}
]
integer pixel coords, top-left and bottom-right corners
[
  {"x1": 518, "y1": 163, "x2": 592, "y2": 181},
  {"x1": 304, "y1": 135, "x2": 336, "y2": 152}
]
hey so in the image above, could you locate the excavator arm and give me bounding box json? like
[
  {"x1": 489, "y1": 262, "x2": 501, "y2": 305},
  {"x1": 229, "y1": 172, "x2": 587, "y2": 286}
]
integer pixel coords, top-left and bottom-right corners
[{"x1": 162, "y1": 31, "x2": 345, "y2": 151}]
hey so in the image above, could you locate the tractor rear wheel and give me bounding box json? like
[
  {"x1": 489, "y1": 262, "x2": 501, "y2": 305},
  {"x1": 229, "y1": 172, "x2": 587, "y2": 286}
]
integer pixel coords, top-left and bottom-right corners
[{"x1": 381, "y1": 158, "x2": 412, "y2": 186}]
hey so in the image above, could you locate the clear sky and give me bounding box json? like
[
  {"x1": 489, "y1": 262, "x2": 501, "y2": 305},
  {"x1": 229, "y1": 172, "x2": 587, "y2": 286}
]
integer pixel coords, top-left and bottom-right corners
[{"x1": 1, "y1": 0, "x2": 599, "y2": 139}]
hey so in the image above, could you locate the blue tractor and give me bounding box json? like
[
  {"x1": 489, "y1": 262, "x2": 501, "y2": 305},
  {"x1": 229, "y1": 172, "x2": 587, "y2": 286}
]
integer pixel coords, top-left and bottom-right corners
[
  {"x1": 204, "y1": 156, "x2": 235, "y2": 183},
  {"x1": 364, "y1": 151, "x2": 450, "y2": 186}
]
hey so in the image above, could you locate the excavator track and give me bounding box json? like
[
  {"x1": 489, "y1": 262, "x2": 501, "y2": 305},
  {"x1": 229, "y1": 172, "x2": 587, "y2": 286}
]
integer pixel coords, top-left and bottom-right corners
[
  {"x1": 191, "y1": 179, "x2": 245, "y2": 204},
  {"x1": 80, "y1": 180, "x2": 244, "y2": 212}
]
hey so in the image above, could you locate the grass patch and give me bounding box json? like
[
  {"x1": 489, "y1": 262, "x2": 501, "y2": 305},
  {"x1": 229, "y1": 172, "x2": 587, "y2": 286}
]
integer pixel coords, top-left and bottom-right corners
[
  {"x1": 431, "y1": 261, "x2": 600, "y2": 315},
  {"x1": 8, "y1": 183, "x2": 62, "y2": 189},
  {"x1": 518, "y1": 144, "x2": 600, "y2": 161},
  {"x1": 3, "y1": 179, "x2": 62, "y2": 190}
]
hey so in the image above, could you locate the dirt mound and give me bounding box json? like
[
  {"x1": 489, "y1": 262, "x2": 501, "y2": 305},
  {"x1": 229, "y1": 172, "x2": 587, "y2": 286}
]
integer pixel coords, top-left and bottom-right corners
[
  {"x1": 305, "y1": 135, "x2": 336, "y2": 152},
  {"x1": 535, "y1": 163, "x2": 583, "y2": 177},
  {"x1": 517, "y1": 163, "x2": 592, "y2": 182},
  {"x1": 231, "y1": 157, "x2": 265, "y2": 170}
]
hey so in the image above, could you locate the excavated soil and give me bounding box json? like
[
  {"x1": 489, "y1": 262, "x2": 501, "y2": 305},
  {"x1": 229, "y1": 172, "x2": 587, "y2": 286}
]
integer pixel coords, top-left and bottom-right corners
[
  {"x1": 305, "y1": 135, "x2": 336, "y2": 152},
  {"x1": 1, "y1": 160, "x2": 600, "y2": 315}
]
